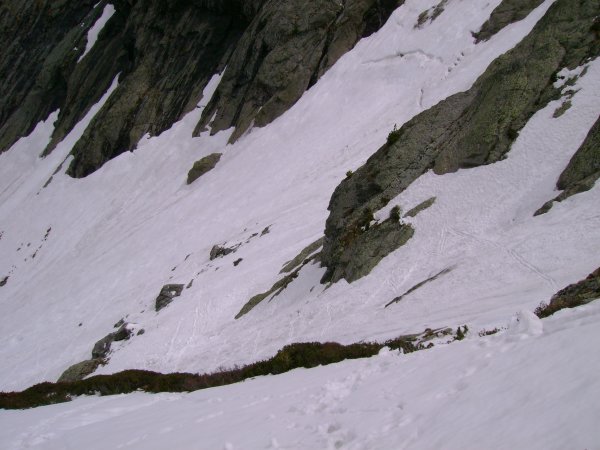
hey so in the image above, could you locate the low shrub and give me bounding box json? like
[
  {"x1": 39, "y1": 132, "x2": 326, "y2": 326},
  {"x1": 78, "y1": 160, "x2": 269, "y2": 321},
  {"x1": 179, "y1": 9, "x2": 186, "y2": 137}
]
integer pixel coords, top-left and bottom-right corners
[
  {"x1": 0, "y1": 335, "x2": 425, "y2": 410},
  {"x1": 387, "y1": 124, "x2": 402, "y2": 145},
  {"x1": 389, "y1": 205, "x2": 401, "y2": 222}
]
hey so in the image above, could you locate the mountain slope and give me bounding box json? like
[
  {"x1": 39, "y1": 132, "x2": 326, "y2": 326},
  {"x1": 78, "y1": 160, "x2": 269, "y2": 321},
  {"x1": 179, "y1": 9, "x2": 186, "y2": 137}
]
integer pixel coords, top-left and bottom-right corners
[{"x1": 0, "y1": 1, "x2": 599, "y2": 445}]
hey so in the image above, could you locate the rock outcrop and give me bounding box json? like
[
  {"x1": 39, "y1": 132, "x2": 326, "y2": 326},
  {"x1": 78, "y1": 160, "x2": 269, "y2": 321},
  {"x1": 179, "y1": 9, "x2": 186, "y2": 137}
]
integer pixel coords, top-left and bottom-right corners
[
  {"x1": 535, "y1": 115, "x2": 600, "y2": 215},
  {"x1": 91, "y1": 323, "x2": 134, "y2": 358},
  {"x1": 64, "y1": 1, "x2": 247, "y2": 178},
  {"x1": 473, "y1": 0, "x2": 545, "y2": 43},
  {"x1": 536, "y1": 267, "x2": 600, "y2": 318},
  {"x1": 57, "y1": 359, "x2": 104, "y2": 383},
  {"x1": 187, "y1": 153, "x2": 222, "y2": 185},
  {"x1": 155, "y1": 284, "x2": 184, "y2": 312},
  {"x1": 0, "y1": 0, "x2": 401, "y2": 178},
  {"x1": 0, "y1": 0, "x2": 99, "y2": 153},
  {"x1": 321, "y1": 0, "x2": 600, "y2": 283},
  {"x1": 195, "y1": 0, "x2": 404, "y2": 143}
]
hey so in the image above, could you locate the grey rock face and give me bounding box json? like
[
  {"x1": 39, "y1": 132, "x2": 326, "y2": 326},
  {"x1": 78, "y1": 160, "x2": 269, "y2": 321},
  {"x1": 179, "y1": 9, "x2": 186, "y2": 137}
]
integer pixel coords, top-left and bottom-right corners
[
  {"x1": 236, "y1": 266, "x2": 303, "y2": 319},
  {"x1": 92, "y1": 334, "x2": 115, "y2": 359},
  {"x1": 91, "y1": 323, "x2": 133, "y2": 358},
  {"x1": 187, "y1": 153, "x2": 222, "y2": 185},
  {"x1": 195, "y1": 0, "x2": 403, "y2": 143},
  {"x1": 535, "y1": 115, "x2": 600, "y2": 215},
  {"x1": 65, "y1": 1, "x2": 246, "y2": 177},
  {"x1": 536, "y1": 267, "x2": 600, "y2": 317},
  {"x1": 280, "y1": 237, "x2": 324, "y2": 274},
  {"x1": 57, "y1": 359, "x2": 103, "y2": 383},
  {"x1": 556, "y1": 115, "x2": 600, "y2": 194},
  {"x1": 1, "y1": 0, "x2": 401, "y2": 178},
  {"x1": 322, "y1": 216, "x2": 414, "y2": 284},
  {"x1": 404, "y1": 197, "x2": 436, "y2": 218},
  {"x1": 155, "y1": 284, "x2": 184, "y2": 312},
  {"x1": 473, "y1": 0, "x2": 545, "y2": 43},
  {"x1": 209, "y1": 245, "x2": 236, "y2": 260},
  {"x1": 551, "y1": 267, "x2": 600, "y2": 308},
  {"x1": 321, "y1": 0, "x2": 599, "y2": 283},
  {"x1": 0, "y1": 0, "x2": 98, "y2": 153}
]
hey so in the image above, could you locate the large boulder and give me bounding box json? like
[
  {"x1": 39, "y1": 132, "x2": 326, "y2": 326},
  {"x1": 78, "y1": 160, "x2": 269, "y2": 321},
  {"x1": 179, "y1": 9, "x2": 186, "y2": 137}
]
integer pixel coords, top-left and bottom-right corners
[
  {"x1": 91, "y1": 323, "x2": 134, "y2": 358},
  {"x1": 57, "y1": 359, "x2": 103, "y2": 383}
]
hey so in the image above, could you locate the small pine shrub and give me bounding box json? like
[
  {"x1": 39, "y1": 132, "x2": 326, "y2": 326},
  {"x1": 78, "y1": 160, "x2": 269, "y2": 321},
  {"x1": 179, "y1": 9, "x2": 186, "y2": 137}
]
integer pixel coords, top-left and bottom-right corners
[
  {"x1": 534, "y1": 301, "x2": 552, "y2": 318},
  {"x1": 389, "y1": 205, "x2": 401, "y2": 222},
  {"x1": 360, "y1": 208, "x2": 374, "y2": 231},
  {"x1": 346, "y1": 170, "x2": 353, "y2": 179},
  {"x1": 478, "y1": 327, "x2": 500, "y2": 337},
  {"x1": 416, "y1": 10, "x2": 429, "y2": 28},
  {"x1": 387, "y1": 124, "x2": 402, "y2": 145},
  {"x1": 506, "y1": 127, "x2": 519, "y2": 140}
]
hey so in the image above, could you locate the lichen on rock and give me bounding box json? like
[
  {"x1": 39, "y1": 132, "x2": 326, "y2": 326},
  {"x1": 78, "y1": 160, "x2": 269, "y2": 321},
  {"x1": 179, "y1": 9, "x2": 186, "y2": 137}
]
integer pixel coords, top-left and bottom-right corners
[
  {"x1": 187, "y1": 153, "x2": 222, "y2": 185},
  {"x1": 57, "y1": 359, "x2": 104, "y2": 383}
]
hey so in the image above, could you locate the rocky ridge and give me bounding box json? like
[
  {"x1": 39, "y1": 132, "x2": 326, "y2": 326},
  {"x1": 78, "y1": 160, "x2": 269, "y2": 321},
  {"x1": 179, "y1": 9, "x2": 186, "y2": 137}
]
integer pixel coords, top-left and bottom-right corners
[
  {"x1": 0, "y1": 0, "x2": 401, "y2": 178},
  {"x1": 320, "y1": 0, "x2": 600, "y2": 283}
]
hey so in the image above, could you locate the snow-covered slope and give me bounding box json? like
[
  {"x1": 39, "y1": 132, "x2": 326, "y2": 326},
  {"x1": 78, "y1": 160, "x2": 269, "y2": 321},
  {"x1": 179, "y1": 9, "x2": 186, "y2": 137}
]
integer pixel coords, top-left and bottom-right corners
[
  {"x1": 0, "y1": 0, "x2": 599, "y2": 443},
  {"x1": 1, "y1": 0, "x2": 597, "y2": 388},
  {"x1": 2, "y1": 303, "x2": 599, "y2": 449}
]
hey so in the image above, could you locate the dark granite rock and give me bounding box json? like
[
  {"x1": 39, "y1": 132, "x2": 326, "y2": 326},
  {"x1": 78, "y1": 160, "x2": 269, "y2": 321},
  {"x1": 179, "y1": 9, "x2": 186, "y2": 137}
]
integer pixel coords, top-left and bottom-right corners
[
  {"x1": 473, "y1": 0, "x2": 545, "y2": 43},
  {"x1": 280, "y1": 237, "x2": 324, "y2": 274},
  {"x1": 535, "y1": 115, "x2": 600, "y2": 215},
  {"x1": 0, "y1": 0, "x2": 98, "y2": 153},
  {"x1": 404, "y1": 197, "x2": 436, "y2": 218},
  {"x1": 187, "y1": 153, "x2": 222, "y2": 185},
  {"x1": 209, "y1": 245, "x2": 236, "y2": 260},
  {"x1": 1, "y1": 0, "x2": 401, "y2": 177},
  {"x1": 92, "y1": 333, "x2": 115, "y2": 359},
  {"x1": 536, "y1": 267, "x2": 600, "y2": 317},
  {"x1": 91, "y1": 323, "x2": 134, "y2": 358},
  {"x1": 321, "y1": 0, "x2": 599, "y2": 283},
  {"x1": 57, "y1": 359, "x2": 103, "y2": 383},
  {"x1": 195, "y1": 0, "x2": 403, "y2": 143},
  {"x1": 155, "y1": 284, "x2": 185, "y2": 312}
]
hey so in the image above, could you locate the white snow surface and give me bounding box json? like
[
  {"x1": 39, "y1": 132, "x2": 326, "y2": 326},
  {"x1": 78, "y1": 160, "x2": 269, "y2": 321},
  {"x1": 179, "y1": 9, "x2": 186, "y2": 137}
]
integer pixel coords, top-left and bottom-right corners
[
  {"x1": 1, "y1": 302, "x2": 599, "y2": 449},
  {"x1": 1, "y1": 0, "x2": 600, "y2": 444},
  {"x1": 77, "y1": 3, "x2": 115, "y2": 63}
]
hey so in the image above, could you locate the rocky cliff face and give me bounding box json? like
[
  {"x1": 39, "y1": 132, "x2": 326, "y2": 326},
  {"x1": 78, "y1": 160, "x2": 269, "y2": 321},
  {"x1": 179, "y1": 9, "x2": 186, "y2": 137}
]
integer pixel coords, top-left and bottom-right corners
[
  {"x1": 64, "y1": 0, "x2": 247, "y2": 177},
  {"x1": 195, "y1": 0, "x2": 402, "y2": 142},
  {"x1": 320, "y1": 0, "x2": 600, "y2": 283},
  {"x1": 0, "y1": 0, "x2": 99, "y2": 154},
  {"x1": 0, "y1": 0, "x2": 400, "y2": 177}
]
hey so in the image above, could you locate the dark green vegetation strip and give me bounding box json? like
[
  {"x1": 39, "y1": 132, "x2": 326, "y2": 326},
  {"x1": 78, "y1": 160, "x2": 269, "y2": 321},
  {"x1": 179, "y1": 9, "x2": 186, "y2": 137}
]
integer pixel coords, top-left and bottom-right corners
[{"x1": 1, "y1": 335, "x2": 430, "y2": 410}]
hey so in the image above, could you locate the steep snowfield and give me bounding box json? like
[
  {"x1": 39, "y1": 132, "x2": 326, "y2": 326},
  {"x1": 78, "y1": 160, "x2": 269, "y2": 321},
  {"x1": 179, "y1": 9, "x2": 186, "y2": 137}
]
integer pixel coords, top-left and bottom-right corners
[
  {"x1": 2, "y1": 303, "x2": 599, "y2": 449},
  {"x1": 0, "y1": 0, "x2": 597, "y2": 406},
  {"x1": 77, "y1": 3, "x2": 116, "y2": 63}
]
